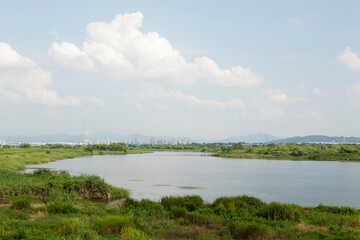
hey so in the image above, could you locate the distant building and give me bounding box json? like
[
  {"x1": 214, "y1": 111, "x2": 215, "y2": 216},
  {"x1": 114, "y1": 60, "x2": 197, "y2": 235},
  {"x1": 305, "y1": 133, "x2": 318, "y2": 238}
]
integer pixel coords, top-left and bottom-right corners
[
  {"x1": 150, "y1": 137, "x2": 157, "y2": 145},
  {"x1": 158, "y1": 139, "x2": 168, "y2": 145},
  {"x1": 132, "y1": 136, "x2": 140, "y2": 145}
]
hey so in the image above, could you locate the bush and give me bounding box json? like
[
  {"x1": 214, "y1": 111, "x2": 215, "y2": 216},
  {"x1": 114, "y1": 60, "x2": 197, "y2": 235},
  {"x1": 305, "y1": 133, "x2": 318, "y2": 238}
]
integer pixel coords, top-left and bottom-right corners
[
  {"x1": 46, "y1": 201, "x2": 79, "y2": 214},
  {"x1": 120, "y1": 227, "x2": 146, "y2": 240},
  {"x1": 125, "y1": 199, "x2": 164, "y2": 215},
  {"x1": 258, "y1": 202, "x2": 301, "y2": 221},
  {"x1": 33, "y1": 169, "x2": 53, "y2": 176},
  {"x1": 230, "y1": 222, "x2": 269, "y2": 240},
  {"x1": 213, "y1": 196, "x2": 265, "y2": 213},
  {"x1": 12, "y1": 195, "x2": 32, "y2": 209},
  {"x1": 171, "y1": 206, "x2": 188, "y2": 218},
  {"x1": 93, "y1": 216, "x2": 134, "y2": 234},
  {"x1": 315, "y1": 204, "x2": 357, "y2": 216},
  {"x1": 161, "y1": 195, "x2": 205, "y2": 211}
]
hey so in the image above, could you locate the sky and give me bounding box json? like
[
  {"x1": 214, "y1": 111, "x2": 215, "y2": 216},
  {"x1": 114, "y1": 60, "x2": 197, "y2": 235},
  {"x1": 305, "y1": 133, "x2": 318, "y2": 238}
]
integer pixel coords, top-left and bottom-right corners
[{"x1": 1, "y1": 0, "x2": 360, "y2": 139}]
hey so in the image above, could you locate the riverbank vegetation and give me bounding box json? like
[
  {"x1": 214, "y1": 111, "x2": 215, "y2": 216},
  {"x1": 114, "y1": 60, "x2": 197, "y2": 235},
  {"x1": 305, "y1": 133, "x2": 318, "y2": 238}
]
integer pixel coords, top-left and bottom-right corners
[
  {"x1": 0, "y1": 144, "x2": 148, "y2": 171},
  {"x1": 130, "y1": 144, "x2": 221, "y2": 153},
  {"x1": 214, "y1": 143, "x2": 360, "y2": 161},
  {"x1": 1, "y1": 171, "x2": 359, "y2": 239}
]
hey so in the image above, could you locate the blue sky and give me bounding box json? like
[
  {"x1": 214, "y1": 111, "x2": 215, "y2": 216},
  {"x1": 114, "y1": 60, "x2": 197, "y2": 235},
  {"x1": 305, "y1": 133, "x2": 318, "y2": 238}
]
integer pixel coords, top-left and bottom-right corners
[{"x1": 1, "y1": 0, "x2": 360, "y2": 139}]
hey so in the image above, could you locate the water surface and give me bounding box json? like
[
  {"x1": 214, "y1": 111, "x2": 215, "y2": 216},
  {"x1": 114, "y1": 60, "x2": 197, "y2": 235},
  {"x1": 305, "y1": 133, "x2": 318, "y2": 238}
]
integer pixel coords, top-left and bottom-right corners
[{"x1": 26, "y1": 152, "x2": 360, "y2": 208}]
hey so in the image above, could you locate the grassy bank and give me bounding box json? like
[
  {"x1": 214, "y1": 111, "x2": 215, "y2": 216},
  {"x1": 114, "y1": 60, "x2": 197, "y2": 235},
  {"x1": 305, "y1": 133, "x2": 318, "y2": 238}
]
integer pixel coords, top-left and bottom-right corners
[
  {"x1": 213, "y1": 143, "x2": 360, "y2": 161},
  {"x1": 0, "y1": 148, "x2": 148, "y2": 171},
  {"x1": 1, "y1": 172, "x2": 359, "y2": 240}
]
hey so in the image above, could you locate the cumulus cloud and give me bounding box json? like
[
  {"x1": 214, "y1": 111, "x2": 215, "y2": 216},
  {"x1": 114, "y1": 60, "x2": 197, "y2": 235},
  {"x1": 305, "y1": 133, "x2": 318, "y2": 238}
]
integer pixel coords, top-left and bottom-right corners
[
  {"x1": 48, "y1": 42, "x2": 95, "y2": 70},
  {"x1": 0, "y1": 42, "x2": 82, "y2": 106},
  {"x1": 261, "y1": 89, "x2": 289, "y2": 103},
  {"x1": 0, "y1": 69, "x2": 82, "y2": 106},
  {"x1": 86, "y1": 96, "x2": 105, "y2": 106},
  {"x1": 48, "y1": 12, "x2": 265, "y2": 87},
  {"x1": 138, "y1": 84, "x2": 246, "y2": 110},
  {"x1": 338, "y1": 46, "x2": 360, "y2": 71},
  {"x1": 0, "y1": 42, "x2": 35, "y2": 67}
]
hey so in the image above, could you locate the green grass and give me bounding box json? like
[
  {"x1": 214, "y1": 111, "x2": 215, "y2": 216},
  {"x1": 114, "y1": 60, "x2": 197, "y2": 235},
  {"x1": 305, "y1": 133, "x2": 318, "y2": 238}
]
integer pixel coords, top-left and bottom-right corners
[
  {"x1": 0, "y1": 147, "x2": 148, "y2": 172},
  {"x1": 213, "y1": 143, "x2": 360, "y2": 161}
]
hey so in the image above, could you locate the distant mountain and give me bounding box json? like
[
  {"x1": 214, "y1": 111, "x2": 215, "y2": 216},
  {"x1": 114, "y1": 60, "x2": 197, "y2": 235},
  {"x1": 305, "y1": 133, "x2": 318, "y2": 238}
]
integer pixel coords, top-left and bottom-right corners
[
  {"x1": 271, "y1": 135, "x2": 360, "y2": 144},
  {"x1": 221, "y1": 133, "x2": 279, "y2": 144}
]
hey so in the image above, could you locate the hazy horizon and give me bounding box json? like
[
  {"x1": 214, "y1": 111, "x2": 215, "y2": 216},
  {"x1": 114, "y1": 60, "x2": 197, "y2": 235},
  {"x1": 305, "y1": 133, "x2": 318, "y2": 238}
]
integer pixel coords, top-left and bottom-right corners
[{"x1": 1, "y1": 1, "x2": 360, "y2": 139}]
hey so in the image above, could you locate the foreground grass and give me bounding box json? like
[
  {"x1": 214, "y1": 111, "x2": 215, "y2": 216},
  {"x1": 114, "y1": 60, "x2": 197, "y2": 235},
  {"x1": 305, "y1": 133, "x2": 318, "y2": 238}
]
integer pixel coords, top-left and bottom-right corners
[
  {"x1": 213, "y1": 144, "x2": 360, "y2": 161},
  {"x1": 0, "y1": 171, "x2": 359, "y2": 240}
]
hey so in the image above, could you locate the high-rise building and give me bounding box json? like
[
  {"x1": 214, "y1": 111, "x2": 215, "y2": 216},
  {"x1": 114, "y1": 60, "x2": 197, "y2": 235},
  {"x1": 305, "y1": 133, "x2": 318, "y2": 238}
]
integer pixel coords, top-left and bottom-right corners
[
  {"x1": 150, "y1": 137, "x2": 157, "y2": 145},
  {"x1": 132, "y1": 136, "x2": 139, "y2": 145}
]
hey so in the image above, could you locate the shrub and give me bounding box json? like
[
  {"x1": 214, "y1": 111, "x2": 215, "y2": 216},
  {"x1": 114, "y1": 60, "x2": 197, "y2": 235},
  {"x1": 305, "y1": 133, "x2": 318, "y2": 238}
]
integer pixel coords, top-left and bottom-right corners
[
  {"x1": 171, "y1": 206, "x2": 188, "y2": 218},
  {"x1": 315, "y1": 205, "x2": 357, "y2": 216},
  {"x1": 33, "y1": 169, "x2": 53, "y2": 176},
  {"x1": 120, "y1": 227, "x2": 146, "y2": 240},
  {"x1": 46, "y1": 201, "x2": 79, "y2": 214},
  {"x1": 213, "y1": 196, "x2": 265, "y2": 213},
  {"x1": 230, "y1": 222, "x2": 269, "y2": 240},
  {"x1": 110, "y1": 186, "x2": 130, "y2": 199},
  {"x1": 80, "y1": 175, "x2": 109, "y2": 199},
  {"x1": 12, "y1": 195, "x2": 32, "y2": 209},
  {"x1": 161, "y1": 195, "x2": 205, "y2": 211},
  {"x1": 93, "y1": 216, "x2": 134, "y2": 234},
  {"x1": 258, "y1": 202, "x2": 301, "y2": 221},
  {"x1": 125, "y1": 199, "x2": 164, "y2": 215}
]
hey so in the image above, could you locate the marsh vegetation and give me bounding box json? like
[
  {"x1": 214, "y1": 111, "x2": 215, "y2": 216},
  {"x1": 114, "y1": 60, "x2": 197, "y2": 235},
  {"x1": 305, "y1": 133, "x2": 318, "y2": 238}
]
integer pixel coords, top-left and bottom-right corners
[{"x1": 214, "y1": 143, "x2": 360, "y2": 161}]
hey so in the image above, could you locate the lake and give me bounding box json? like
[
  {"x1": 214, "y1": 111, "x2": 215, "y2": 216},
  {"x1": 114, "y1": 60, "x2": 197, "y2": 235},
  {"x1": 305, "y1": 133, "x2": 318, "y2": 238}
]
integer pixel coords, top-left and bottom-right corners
[{"x1": 26, "y1": 151, "x2": 360, "y2": 208}]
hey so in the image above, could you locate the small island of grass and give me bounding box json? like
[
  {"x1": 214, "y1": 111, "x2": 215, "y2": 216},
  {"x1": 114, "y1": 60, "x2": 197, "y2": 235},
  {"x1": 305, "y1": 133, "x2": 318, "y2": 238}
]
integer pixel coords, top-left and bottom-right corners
[{"x1": 213, "y1": 143, "x2": 360, "y2": 161}]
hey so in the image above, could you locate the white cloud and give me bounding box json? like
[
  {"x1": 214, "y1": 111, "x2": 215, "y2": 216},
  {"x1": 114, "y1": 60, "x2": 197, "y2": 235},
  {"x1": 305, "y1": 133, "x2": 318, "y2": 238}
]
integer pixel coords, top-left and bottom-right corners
[
  {"x1": 338, "y1": 46, "x2": 360, "y2": 71},
  {"x1": 254, "y1": 91, "x2": 319, "y2": 121},
  {"x1": 0, "y1": 42, "x2": 35, "y2": 68},
  {"x1": 262, "y1": 89, "x2": 289, "y2": 103},
  {"x1": 0, "y1": 42, "x2": 83, "y2": 106},
  {"x1": 0, "y1": 69, "x2": 82, "y2": 106},
  {"x1": 86, "y1": 96, "x2": 104, "y2": 106},
  {"x1": 138, "y1": 84, "x2": 246, "y2": 110},
  {"x1": 49, "y1": 12, "x2": 265, "y2": 87},
  {"x1": 48, "y1": 42, "x2": 95, "y2": 70},
  {"x1": 313, "y1": 87, "x2": 324, "y2": 96}
]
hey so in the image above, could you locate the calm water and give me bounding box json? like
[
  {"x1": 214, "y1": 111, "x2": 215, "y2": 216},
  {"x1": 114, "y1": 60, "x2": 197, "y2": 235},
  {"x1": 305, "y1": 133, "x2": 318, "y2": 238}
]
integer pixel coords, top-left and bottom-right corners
[{"x1": 26, "y1": 152, "x2": 360, "y2": 208}]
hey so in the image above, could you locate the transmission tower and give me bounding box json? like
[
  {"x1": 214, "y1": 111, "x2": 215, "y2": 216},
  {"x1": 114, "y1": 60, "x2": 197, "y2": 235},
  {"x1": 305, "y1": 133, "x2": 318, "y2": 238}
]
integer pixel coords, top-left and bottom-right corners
[{"x1": 84, "y1": 118, "x2": 89, "y2": 145}]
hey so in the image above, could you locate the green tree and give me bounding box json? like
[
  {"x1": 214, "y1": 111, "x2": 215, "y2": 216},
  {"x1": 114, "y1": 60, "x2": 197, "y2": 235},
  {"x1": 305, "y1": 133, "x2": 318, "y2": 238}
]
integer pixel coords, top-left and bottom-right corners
[{"x1": 19, "y1": 143, "x2": 31, "y2": 148}]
